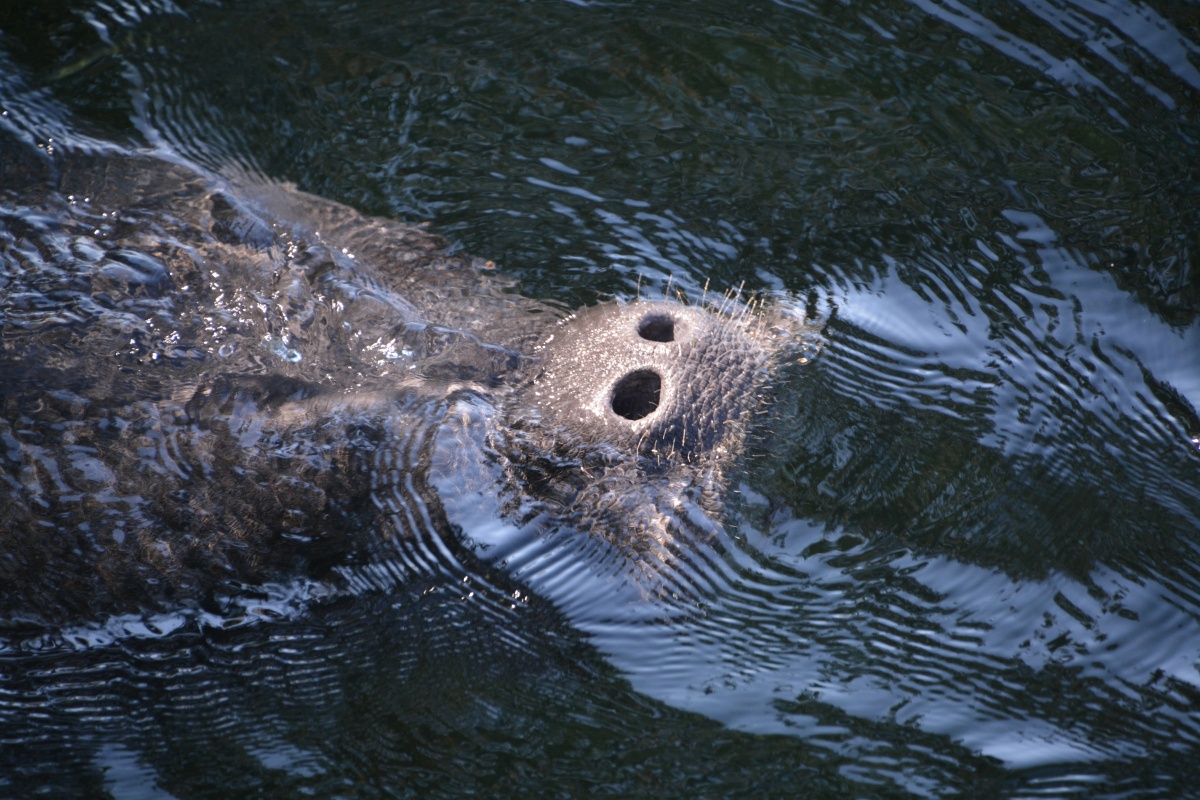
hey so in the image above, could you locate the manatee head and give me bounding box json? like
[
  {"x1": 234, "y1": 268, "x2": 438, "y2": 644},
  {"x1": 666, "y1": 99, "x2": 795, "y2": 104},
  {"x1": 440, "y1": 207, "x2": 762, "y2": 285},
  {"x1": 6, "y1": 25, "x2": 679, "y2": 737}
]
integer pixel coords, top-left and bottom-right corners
[
  {"x1": 486, "y1": 295, "x2": 813, "y2": 564},
  {"x1": 528, "y1": 300, "x2": 774, "y2": 463}
]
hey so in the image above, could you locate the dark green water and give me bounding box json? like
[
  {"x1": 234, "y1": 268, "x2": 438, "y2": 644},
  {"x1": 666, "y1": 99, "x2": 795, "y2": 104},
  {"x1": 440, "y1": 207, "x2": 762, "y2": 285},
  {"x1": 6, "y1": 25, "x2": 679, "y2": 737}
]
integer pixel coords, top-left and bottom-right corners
[{"x1": 1, "y1": 0, "x2": 1199, "y2": 797}]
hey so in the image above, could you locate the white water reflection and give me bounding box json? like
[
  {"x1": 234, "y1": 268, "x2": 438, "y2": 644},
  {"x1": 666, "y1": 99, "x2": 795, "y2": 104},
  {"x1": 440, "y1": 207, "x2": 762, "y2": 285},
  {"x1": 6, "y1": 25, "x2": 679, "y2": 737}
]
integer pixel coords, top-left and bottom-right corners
[
  {"x1": 838, "y1": 208, "x2": 1200, "y2": 460},
  {"x1": 906, "y1": 0, "x2": 1200, "y2": 117}
]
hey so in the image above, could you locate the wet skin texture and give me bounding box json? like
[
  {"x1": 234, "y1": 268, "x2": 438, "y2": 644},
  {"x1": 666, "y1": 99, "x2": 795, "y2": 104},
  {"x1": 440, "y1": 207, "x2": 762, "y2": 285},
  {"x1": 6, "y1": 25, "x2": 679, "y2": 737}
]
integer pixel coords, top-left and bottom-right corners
[{"x1": 0, "y1": 134, "x2": 793, "y2": 626}]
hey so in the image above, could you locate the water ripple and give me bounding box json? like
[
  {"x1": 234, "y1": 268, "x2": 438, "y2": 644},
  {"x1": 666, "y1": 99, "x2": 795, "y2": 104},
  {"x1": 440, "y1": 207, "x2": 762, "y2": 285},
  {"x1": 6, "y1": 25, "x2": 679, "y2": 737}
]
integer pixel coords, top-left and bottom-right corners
[{"x1": 2, "y1": 0, "x2": 1199, "y2": 795}]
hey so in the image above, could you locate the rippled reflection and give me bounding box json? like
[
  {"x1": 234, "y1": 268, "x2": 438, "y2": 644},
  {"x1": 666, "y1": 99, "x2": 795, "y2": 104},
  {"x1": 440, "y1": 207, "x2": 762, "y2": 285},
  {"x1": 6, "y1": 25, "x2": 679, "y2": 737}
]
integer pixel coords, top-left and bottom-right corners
[{"x1": 2, "y1": 0, "x2": 1199, "y2": 797}]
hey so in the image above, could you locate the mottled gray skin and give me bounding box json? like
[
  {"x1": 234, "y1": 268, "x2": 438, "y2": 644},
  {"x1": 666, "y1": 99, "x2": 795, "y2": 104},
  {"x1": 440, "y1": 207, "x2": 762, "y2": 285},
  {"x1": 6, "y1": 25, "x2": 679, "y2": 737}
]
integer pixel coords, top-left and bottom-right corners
[
  {"x1": 0, "y1": 133, "x2": 794, "y2": 627},
  {"x1": 532, "y1": 301, "x2": 772, "y2": 461}
]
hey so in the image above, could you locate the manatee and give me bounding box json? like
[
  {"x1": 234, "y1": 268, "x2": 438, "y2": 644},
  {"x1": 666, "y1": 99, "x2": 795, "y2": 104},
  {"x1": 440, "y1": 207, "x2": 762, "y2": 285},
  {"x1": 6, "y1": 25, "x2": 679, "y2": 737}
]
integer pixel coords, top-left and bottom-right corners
[{"x1": 0, "y1": 132, "x2": 809, "y2": 627}]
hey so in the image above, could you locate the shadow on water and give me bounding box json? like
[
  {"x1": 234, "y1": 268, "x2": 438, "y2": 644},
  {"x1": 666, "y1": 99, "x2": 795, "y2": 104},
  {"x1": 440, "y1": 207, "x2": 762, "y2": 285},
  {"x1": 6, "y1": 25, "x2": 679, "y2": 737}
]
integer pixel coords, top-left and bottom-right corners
[{"x1": 1, "y1": 0, "x2": 1199, "y2": 797}]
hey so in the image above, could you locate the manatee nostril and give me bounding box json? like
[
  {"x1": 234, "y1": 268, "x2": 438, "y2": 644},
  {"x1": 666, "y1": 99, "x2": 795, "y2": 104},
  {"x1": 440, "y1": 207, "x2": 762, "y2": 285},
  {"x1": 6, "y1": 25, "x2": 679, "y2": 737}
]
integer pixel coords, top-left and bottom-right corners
[
  {"x1": 611, "y1": 369, "x2": 662, "y2": 420},
  {"x1": 637, "y1": 313, "x2": 675, "y2": 343}
]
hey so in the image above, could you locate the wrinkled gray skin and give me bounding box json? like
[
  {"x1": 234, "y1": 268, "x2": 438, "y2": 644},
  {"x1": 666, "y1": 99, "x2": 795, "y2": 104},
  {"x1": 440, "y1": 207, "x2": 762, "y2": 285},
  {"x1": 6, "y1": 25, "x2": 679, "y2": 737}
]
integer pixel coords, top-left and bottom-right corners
[
  {"x1": 0, "y1": 133, "x2": 794, "y2": 627},
  {"x1": 533, "y1": 302, "x2": 770, "y2": 461}
]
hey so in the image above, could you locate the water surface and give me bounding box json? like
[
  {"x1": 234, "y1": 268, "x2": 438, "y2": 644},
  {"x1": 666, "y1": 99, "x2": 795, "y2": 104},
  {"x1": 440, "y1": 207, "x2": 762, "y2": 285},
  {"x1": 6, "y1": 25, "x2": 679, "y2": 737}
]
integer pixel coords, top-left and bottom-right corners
[{"x1": 1, "y1": 0, "x2": 1199, "y2": 797}]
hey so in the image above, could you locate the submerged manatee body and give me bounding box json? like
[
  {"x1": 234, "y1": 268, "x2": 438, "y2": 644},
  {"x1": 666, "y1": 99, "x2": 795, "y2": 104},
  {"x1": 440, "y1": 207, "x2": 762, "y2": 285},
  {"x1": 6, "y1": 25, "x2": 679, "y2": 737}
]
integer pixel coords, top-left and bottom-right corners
[{"x1": 0, "y1": 133, "x2": 802, "y2": 627}]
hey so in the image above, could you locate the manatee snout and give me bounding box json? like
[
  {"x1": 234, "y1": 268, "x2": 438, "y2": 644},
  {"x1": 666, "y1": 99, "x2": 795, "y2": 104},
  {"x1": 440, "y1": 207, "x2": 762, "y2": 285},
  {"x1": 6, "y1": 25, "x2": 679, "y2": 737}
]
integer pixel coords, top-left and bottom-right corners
[{"x1": 528, "y1": 300, "x2": 774, "y2": 461}]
